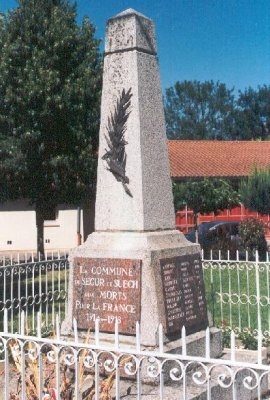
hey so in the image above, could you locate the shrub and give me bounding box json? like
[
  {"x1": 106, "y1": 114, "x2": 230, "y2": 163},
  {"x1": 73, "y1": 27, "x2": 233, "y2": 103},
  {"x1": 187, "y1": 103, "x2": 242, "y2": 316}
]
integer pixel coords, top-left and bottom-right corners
[{"x1": 239, "y1": 217, "x2": 267, "y2": 259}]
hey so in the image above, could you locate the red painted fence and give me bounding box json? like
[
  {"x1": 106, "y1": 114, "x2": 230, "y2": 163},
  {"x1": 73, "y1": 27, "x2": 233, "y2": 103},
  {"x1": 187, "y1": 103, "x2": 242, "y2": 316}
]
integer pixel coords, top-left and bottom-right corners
[{"x1": 176, "y1": 205, "x2": 270, "y2": 241}]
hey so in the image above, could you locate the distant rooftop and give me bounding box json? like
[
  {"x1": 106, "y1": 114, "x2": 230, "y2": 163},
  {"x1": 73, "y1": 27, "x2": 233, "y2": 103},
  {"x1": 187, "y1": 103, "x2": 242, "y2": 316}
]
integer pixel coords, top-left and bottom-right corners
[{"x1": 168, "y1": 140, "x2": 270, "y2": 179}]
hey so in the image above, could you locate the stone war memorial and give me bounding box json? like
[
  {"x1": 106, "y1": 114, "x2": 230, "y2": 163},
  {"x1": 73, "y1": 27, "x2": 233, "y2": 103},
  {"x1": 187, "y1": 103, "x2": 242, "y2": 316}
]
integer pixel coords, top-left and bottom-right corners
[{"x1": 63, "y1": 8, "x2": 212, "y2": 348}]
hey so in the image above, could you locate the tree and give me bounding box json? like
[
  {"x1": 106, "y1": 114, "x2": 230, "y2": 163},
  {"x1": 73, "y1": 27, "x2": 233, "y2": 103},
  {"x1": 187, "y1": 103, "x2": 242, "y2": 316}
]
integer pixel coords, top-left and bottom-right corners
[
  {"x1": 164, "y1": 80, "x2": 235, "y2": 140},
  {"x1": 0, "y1": 0, "x2": 102, "y2": 254},
  {"x1": 233, "y1": 86, "x2": 270, "y2": 140},
  {"x1": 239, "y1": 166, "x2": 270, "y2": 215},
  {"x1": 173, "y1": 178, "x2": 239, "y2": 241}
]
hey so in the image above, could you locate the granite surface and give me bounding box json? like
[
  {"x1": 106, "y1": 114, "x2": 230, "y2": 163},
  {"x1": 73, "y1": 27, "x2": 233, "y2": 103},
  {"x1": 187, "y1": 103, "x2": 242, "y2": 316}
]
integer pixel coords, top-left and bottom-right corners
[
  {"x1": 62, "y1": 9, "x2": 209, "y2": 347},
  {"x1": 105, "y1": 9, "x2": 157, "y2": 55},
  {"x1": 95, "y1": 8, "x2": 175, "y2": 232}
]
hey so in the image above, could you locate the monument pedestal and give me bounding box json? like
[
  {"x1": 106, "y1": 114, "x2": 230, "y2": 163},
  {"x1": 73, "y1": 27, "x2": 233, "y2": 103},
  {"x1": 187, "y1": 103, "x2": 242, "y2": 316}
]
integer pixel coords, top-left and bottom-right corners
[
  {"x1": 62, "y1": 8, "x2": 211, "y2": 349},
  {"x1": 63, "y1": 230, "x2": 208, "y2": 346}
]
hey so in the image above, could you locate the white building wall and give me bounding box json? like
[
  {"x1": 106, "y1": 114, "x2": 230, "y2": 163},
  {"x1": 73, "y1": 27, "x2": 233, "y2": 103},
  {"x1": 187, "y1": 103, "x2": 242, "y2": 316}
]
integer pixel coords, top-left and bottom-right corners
[
  {"x1": 44, "y1": 207, "x2": 81, "y2": 251},
  {"x1": 0, "y1": 204, "x2": 36, "y2": 251},
  {"x1": 0, "y1": 200, "x2": 81, "y2": 252}
]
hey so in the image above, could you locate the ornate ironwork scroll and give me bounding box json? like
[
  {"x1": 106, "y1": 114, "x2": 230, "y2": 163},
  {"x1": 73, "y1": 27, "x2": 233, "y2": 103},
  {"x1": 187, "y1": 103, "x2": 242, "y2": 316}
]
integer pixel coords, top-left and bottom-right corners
[{"x1": 102, "y1": 88, "x2": 133, "y2": 197}]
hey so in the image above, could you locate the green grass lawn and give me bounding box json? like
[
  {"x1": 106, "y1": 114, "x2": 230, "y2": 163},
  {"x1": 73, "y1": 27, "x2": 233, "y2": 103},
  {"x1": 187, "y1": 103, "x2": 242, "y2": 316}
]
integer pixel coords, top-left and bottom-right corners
[{"x1": 203, "y1": 260, "x2": 270, "y2": 335}]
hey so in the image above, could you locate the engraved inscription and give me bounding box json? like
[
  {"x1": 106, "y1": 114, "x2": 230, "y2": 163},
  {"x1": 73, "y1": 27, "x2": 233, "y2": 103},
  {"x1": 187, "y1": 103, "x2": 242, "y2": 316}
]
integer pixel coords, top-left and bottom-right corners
[
  {"x1": 73, "y1": 258, "x2": 141, "y2": 334},
  {"x1": 161, "y1": 255, "x2": 208, "y2": 335},
  {"x1": 162, "y1": 262, "x2": 185, "y2": 331}
]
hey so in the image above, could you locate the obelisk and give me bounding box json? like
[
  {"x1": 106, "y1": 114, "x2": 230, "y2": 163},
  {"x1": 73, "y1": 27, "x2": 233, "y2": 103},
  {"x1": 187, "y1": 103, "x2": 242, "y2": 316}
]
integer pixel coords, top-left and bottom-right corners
[{"x1": 63, "y1": 9, "x2": 208, "y2": 346}]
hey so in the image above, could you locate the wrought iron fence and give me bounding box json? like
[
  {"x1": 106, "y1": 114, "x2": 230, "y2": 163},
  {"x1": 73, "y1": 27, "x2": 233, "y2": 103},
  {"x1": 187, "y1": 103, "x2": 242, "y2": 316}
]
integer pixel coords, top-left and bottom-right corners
[
  {"x1": 0, "y1": 257, "x2": 69, "y2": 333},
  {"x1": 0, "y1": 252, "x2": 270, "y2": 398},
  {"x1": 0, "y1": 249, "x2": 69, "y2": 267},
  {"x1": 202, "y1": 250, "x2": 270, "y2": 342},
  {"x1": 1, "y1": 250, "x2": 270, "y2": 343},
  {"x1": 0, "y1": 252, "x2": 270, "y2": 340},
  {"x1": 0, "y1": 312, "x2": 269, "y2": 400}
]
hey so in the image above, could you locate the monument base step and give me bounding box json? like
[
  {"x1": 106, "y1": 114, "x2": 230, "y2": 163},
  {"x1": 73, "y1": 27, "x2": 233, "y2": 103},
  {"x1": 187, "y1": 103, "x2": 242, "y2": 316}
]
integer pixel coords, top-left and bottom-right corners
[
  {"x1": 61, "y1": 326, "x2": 222, "y2": 358},
  {"x1": 164, "y1": 326, "x2": 222, "y2": 358}
]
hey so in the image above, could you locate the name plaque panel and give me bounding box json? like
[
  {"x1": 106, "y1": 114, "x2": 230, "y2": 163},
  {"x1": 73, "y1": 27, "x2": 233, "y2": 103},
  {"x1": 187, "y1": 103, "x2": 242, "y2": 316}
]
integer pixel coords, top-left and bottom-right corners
[
  {"x1": 73, "y1": 258, "x2": 141, "y2": 334},
  {"x1": 161, "y1": 254, "x2": 208, "y2": 335}
]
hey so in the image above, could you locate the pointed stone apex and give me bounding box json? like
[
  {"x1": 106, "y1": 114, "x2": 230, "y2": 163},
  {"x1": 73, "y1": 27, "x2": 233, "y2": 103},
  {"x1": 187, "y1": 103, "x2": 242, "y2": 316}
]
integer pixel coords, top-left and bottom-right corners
[
  {"x1": 112, "y1": 8, "x2": 150, "y2": 21},
  {"x1": 105, "y1": 8, "x2": 156, "y2": 55}
]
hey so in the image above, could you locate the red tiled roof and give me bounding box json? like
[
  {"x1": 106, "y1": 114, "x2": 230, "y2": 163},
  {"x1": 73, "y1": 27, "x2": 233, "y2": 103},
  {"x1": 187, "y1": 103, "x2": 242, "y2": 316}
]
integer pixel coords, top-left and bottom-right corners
[{"x1": 168, "y1": 140, "x2": 270, "y2": 179}]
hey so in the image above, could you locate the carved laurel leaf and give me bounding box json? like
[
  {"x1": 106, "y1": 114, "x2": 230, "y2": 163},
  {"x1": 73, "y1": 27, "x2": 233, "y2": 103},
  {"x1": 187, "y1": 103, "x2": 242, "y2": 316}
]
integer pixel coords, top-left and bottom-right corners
[{"x1": 102, "y1": 88, "x2": 133, "y2": 197}]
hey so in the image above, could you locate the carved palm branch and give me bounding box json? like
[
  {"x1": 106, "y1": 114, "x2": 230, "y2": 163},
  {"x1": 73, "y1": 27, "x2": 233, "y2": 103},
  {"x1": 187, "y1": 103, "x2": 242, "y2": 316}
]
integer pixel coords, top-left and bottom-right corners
[{"x1": 102, "y1": 88, "x2": 133, "y2": 197}]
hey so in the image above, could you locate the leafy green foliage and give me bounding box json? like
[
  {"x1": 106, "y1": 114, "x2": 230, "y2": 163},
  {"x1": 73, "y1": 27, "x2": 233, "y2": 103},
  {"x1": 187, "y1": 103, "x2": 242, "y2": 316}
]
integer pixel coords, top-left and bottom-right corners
[
  {"x1": 238, "y1": 217, "x2": 267, "y2": 255},
  {"x1": 233, "y1": 85, "x2": 270, "y2": 140},
  {"x1": 221, "y1": 326, "x2": 258, "y2": 350},
  {"x1": 240, "y1": 167, "x2": 270, "y2": 215},
  {"x1": 173, "y1": 178, "x2": 239, "y2": 243},
  {"x1": 0, "y1": 0, "x2": 102, "y2": 251},
  {"x1": 164, "y1": 80, "x2": 270, "y2": 140},
  {"x1": 221, "y1": 327, "x2": 231, "y2": 349},
  {"x1": 238, "y1": 330, "x2": 258, "y2": 350},
  {"x1": 173, "y1": 178, "x2": 239, "y2": 215},
  {"x1": 164, "y1": 80, "x2": 235, "y2": 139}
]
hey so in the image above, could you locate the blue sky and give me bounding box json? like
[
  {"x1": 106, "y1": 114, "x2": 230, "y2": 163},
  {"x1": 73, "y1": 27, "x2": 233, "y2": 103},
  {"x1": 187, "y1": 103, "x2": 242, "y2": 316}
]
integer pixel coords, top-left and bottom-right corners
[{"x1": 1, "y1": 0, "x2": 270, "y2": 94}]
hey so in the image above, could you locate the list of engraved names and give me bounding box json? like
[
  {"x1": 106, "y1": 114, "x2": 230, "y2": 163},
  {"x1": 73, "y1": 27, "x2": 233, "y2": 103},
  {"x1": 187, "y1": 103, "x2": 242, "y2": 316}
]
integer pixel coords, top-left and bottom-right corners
[{"x1": 161, "y1": 255, "x2": 208, "y2": 334}]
